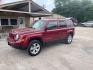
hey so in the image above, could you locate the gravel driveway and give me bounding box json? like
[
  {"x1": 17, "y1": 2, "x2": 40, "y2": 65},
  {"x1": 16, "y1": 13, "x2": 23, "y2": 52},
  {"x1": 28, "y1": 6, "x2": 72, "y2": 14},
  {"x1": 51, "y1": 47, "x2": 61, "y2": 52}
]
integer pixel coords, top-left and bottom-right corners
[{"x1": 0, "y1": 27, "x2": 93, "y2": 70}]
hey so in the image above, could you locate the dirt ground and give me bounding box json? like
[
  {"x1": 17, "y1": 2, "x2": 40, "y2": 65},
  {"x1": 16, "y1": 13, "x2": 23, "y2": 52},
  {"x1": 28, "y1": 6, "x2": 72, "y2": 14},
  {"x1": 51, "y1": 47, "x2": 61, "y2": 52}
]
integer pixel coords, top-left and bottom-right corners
[{"x1": 0, "y1": 27, "x2": 93, "y2": 70}]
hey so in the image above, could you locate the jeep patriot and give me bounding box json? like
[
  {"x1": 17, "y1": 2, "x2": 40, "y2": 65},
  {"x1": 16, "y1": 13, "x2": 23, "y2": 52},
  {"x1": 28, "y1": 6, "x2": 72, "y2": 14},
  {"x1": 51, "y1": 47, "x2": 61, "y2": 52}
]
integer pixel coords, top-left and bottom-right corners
[{"x1": 7, "y1": 18, "x2": 75, "y2": 56}]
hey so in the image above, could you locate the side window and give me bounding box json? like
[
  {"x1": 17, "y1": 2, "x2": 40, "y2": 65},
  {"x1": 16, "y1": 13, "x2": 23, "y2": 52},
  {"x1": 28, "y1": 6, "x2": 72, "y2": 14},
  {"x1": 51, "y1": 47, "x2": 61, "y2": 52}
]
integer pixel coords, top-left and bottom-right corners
[
  {"x1": 59, "y1": 20, "x2": 67, "y2": 28},
  {"x1": 47, "y1": 21, "x2": 58, "y2": 30}
]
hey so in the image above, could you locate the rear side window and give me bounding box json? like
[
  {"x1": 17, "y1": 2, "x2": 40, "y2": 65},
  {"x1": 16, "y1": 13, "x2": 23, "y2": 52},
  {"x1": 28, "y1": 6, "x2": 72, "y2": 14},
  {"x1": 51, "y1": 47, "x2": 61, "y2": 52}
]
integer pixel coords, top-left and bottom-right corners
[
  {"x1": 47, "y1": 21, "x2": 58, "y2": 30},
  {"x1": 59, "y1": 20, "x2": 67, "y2": 28},
  {"x1": 66, "y1": 19, "x2": 74, "y2": 27}
]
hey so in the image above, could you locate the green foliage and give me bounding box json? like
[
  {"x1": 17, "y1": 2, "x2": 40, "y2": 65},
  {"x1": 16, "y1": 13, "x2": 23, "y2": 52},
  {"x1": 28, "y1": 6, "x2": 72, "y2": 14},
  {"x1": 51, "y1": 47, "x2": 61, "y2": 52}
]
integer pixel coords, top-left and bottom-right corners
[{"x1": 52, "y1": 0, "x2": 93, "y2": 22}]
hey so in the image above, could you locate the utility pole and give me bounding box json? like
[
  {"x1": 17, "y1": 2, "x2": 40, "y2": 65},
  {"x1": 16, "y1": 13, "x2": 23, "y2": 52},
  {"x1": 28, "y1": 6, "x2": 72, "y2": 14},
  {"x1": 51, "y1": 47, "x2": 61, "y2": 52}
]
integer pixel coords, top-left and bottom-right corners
[
  {"x1": 23, "y1": 0, "x2": 32, "y2": 1},
  {"x1": 43, "y1": 4, "x2": 46, "y2": 8}
]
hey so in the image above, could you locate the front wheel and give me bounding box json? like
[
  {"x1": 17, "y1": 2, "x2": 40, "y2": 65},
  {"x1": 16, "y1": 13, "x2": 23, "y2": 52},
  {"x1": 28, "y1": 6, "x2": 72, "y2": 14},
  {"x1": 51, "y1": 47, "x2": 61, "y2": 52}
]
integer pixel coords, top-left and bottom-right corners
[
  {"x1": 27, "y1": 40, "x2": 42, "y2": 56},
  {"x1": 65, "y1": 34, "x2": 73, "y2": 44}
]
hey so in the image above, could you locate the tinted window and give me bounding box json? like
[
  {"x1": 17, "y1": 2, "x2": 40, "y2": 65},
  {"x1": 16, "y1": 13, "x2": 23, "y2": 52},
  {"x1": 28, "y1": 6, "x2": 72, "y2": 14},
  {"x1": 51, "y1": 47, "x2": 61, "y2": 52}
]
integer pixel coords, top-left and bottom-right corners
[
  {"x1": 59, "y1": 20, "x2": 67, "y2": 27},
  {"x1": 10, "y1": 19, "x2": 17, "y2": 25},
  {"x1": 47, "y1": 21, "x2": 58, "y2": 30},
  {"x1": 1, "y1": 19, "x2": 8, "y2": 25}
]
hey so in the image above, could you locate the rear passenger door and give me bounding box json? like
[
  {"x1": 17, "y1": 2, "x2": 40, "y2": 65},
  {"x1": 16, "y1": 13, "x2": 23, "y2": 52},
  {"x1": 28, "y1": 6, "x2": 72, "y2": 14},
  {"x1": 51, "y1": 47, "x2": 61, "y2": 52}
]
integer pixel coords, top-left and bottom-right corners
[{"x1": 58, "y1": 20, "x2": 68, "y2": 39}]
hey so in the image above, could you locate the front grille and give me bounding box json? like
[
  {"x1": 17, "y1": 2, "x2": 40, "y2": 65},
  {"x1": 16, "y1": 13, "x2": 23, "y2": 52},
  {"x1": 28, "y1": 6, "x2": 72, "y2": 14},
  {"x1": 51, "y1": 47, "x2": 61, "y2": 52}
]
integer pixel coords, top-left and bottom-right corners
[{"x1": 9, "y1": 33, "x2": 15, "y2": 39}]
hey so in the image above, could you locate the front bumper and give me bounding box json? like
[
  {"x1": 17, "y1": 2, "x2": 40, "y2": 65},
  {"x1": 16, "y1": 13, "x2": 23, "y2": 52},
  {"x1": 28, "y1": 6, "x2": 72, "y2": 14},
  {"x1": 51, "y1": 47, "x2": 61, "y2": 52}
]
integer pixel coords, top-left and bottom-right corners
[
  {"x1": 7, "y1": 38, "x2": 27, "y2": 50},
  {"x1": 8, "y1": 42, "x2": 27, "y2": 50}
]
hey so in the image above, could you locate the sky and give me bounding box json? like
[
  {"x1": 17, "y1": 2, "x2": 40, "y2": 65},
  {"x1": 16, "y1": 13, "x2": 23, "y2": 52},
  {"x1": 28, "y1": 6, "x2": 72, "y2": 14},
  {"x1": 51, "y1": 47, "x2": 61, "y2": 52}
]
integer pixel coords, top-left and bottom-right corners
[{"x1": 1, "y1": 0, "x2": 55, "y2": 11}]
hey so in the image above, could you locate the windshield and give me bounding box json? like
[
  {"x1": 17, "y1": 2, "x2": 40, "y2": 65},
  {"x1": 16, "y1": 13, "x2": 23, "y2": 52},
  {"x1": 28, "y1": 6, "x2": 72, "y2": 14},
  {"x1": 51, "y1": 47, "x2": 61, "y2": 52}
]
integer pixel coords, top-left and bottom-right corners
[{"x1": 31, "y1": 20, "x2": 46, "y2": 29}]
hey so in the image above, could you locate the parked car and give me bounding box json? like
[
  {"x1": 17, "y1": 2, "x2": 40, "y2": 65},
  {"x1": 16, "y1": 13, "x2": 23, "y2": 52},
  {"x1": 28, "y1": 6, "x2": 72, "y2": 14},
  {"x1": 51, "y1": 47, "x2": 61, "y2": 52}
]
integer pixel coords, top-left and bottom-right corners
[
  {"x1": 7, "y1": 18, "x2": 75, "y2": 56},
  {"x1": 81, "y1": 21, "x2": 93, "y2": 27}
]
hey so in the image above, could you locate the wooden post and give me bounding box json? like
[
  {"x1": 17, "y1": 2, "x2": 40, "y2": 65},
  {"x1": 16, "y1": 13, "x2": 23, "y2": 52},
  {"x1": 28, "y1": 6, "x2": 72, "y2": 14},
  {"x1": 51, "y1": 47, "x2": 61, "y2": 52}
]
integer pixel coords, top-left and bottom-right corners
[
  {"x1": 24, "y1": 0, "x2": 32, "y2": 12},
  {"x1": 0, "y1": 0, "x2": 1, "y2": 5},
  {"x1": 29, "y1": 1, "x2": 31, "y2": 13},
  {"x1": 0, "y1": 18, "x2": 1, "y2": 26}
]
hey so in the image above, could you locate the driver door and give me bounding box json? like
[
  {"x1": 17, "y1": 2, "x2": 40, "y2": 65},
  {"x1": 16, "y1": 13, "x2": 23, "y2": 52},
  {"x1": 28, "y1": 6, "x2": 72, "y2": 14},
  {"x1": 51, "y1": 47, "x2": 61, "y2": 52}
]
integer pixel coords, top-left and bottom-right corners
[{"x1": 43, "y1": 20, "x2": 60, "y2": 42}]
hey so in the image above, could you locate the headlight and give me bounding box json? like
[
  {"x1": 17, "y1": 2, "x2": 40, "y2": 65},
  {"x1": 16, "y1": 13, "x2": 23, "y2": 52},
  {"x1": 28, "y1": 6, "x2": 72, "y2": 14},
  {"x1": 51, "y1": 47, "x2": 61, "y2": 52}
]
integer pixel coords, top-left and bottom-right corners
[{"x1": 15, "y1": 34, "x2": 19, "y2": 41}]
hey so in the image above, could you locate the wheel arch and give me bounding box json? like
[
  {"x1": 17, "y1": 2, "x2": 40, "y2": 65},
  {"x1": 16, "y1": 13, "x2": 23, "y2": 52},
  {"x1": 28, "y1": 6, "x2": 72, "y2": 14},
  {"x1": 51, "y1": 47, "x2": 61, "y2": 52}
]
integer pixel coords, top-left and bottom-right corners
[
  {"x1": 69, "y1": 32, "x2": 74, "y2": 37},
  {"x1": 28, "y1": 37, "x2": 44, "y2": 46}
]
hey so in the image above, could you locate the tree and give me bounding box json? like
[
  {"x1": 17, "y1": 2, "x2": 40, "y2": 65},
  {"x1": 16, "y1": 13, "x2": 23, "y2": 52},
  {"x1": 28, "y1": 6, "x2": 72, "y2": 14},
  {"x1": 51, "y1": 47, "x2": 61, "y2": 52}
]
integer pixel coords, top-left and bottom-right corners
[{"x1": 52, "y1": 0, "x2": 93, "y2": 22}]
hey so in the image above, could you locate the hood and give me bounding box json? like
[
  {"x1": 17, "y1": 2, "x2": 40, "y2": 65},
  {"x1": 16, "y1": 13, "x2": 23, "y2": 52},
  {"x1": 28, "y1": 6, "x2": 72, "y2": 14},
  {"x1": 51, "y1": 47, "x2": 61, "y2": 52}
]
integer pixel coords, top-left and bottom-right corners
[{"x1": 10, "y1": 28, "x2": 37, "y2": 34}]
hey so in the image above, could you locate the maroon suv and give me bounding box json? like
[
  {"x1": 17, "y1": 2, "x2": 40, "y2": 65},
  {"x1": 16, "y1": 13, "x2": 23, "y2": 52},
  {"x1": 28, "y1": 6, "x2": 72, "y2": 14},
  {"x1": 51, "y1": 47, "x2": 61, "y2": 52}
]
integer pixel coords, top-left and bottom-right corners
[{"x1": 7, "y1": 18, "x2": 75, "y2": 56}]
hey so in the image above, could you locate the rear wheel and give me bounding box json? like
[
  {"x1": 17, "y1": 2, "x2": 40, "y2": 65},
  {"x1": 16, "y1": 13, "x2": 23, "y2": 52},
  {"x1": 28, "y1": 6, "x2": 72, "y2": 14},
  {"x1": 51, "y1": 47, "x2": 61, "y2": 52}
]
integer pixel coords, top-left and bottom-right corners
[
  {"x1": 65, "y1": 34, "x2": 73, "y2": 44},
  {"x1": 27, "y1": 40, "x2": 42, "y2": 56}
]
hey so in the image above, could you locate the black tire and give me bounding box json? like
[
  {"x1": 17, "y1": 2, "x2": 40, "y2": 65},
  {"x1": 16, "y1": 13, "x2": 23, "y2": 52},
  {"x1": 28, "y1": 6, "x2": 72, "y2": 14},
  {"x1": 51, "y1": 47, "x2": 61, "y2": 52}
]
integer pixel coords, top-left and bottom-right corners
[
  {"x1": 27, "y1": 40, "x2": 42, "y2": 56},
  {"x1": 64, "y1": 34, "x2": 73, "y2": 44}
]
